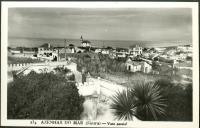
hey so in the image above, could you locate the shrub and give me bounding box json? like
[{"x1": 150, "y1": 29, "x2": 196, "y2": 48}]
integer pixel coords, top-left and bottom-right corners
[
  {"x1": 7, "y1": 72, "x2": 84, "y2": 119},
  {"x1": 54, "y1": 66, "x2": 75, "y2": 81},
  {"x1": 111, "y1": 81, "x2": 167, "y2": 121},
  {"x1": 8, "y1": 56, "x2": 43, "y2": 64},
  {"x1": 155, "y1": 78, "x2": 173, "y2": 90},
  {"x1": 155, "y1": 79, "x2": 192, "y2": 121},
  {"x1": 161, "y1": 84, "x2": 192, "y2": 121}
]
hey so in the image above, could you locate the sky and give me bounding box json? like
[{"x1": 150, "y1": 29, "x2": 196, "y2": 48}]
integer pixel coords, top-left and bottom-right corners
[{"x1": 8, "y1": 8, "x2": 192, "y2": 41}]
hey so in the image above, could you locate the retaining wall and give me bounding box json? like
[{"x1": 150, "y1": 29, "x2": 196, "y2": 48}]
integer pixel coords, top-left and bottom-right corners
[{"x1": 8, "y1": 61, "x2": 77, "y2": 72}]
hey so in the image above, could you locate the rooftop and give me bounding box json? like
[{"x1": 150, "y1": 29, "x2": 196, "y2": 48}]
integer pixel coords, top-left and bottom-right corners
[{"x1": 82, "y1": 40, "x2": 91, "y2": 44}]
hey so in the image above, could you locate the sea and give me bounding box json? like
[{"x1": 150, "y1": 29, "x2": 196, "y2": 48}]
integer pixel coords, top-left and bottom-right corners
[{"x1": 8, "y1": 37, "x2": 192, "y2": 48}]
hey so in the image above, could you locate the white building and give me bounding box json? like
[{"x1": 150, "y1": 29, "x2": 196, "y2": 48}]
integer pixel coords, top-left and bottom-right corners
[
  {"x1": 154, "y1": 47, "x2": 166, "y2": 54},
  {"x1": 57, "y1": 47, "x2": 75, "y2": 54},
  {"x1": 129, "y1": 45, "x2": 143, "y2": 56},
  {"x1": 177, "y1": 45, "x2": 192, "y2": 53},
  {"x1": 37, "y1": 43, "x2": 58, "y2": 61},
  {"x1": 125, "y1": 58, "x2": 152, "y2": 73},
  {"x1": 101, "y1": 49, "x2": 110, "y2": 54},
  {"x1": 94, "y1": 48, "x2": 101, "y2": 53},
  {"x1": 9, "y1": 49, "x2": 21, "y2": 54},
  {"x1": 81, "y1": 40, "x2": 91, "y2": 47},
  {"x1": 116, "y1": 48, "x2": 129, "y2": 58}
]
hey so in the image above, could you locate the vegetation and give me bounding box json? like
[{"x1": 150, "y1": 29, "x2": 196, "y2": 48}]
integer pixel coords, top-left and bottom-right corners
[
  {"x1": 60, "y1": 53, "x2": 126, "y2": 76},
  {"x1": 131, "y1": 81, "x2": 167, "y2": 121},
  {"x1": 176, "y1": 68, "x2": 192, "y2": 77},
  {"x1": 8, "y1": 71, "x2": 84, "y2": 119},
  {"x1": 111, "y1": 81, "x2": 167, "y2": 121},
  {"x1": 155, "y1": 78, "x2": 192, "y2": 121},
  {"x1": 152, "y1": 61, "x2": 161, "y2": 71},
  {"x1": 158, "y1": 57, "x2": 174, "y2": 63},
  {"x1": 54, "y1": 66, "x2": 75, "y2": 81},
  {"x1": 174, "y1": 61, "x2": 192, "y2": 67},
  {"x1": 186, "y1": 56, "x2": 192, "y2": 61},
  {"x1": 111, "y1": 78, "x2": 192, "y2": 121},
  {"x1": 111, "y1": 90, "x2": 136, "y2": 120}
]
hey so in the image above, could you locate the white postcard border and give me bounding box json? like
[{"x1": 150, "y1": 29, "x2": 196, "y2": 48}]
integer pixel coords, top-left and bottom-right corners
[{"x1": 1, "y1": 1, "x2": 199, "y2": 128}]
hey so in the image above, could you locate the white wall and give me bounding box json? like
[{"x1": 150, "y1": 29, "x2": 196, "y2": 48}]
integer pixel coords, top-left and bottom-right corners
[{"x1": 126, "y1": 63, "x2": 142, "y2": 72}]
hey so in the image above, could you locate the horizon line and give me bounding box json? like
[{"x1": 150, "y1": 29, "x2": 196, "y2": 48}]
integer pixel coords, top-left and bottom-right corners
[{"x1": 8, "y1": 36, "x2": 192, "y2": 43}]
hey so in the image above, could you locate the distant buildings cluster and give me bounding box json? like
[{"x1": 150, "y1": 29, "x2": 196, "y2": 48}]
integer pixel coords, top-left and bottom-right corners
[{"x1": 8, "y1": 37, "x2": 192, "y2": 74}]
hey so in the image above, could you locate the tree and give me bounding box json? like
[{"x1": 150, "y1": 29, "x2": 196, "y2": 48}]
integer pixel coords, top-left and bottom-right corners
[
  {"x1": 69, "y1": 44, "x2": 75, "y2": 47},
  {"x1": 143, "y1": 47, "x2": 148, "y2": 52},
  {"x1": 106, "y1": 46, "x2": 113, "y2": 50},
  {"x1": 152, "y1": 61, "x2": 161, "y2": 71},
  {"x1": 186, "y1": 56, "x2": 192, "y2": 61},
  {"x1": 111, "y1": 81, "x2": 167, "y2": 121},
  {"x1": 8, "y1": 71, "x2": 84, "y2": 119}
]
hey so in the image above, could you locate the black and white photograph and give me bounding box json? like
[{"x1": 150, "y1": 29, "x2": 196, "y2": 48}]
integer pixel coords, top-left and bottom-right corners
[{"x1": 1, "y1": 1, "x2": 199, "y2": 127}]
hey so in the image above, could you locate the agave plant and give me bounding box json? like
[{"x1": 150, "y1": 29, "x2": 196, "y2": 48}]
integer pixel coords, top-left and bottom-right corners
[
  {"x1": 111, "y1": 81, "x2": 167, "y2": 121},
  {"x1": 110, "y1": 89, "x2": 137, "y2": 120},
  {"x1": 131, "y1": 81, "x2": 167, "y2": 121}
]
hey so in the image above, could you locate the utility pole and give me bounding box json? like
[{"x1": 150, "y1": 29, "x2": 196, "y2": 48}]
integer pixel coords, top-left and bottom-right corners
[{"x1": 64, "y1": 39, "x2": 67, "y2": 61}]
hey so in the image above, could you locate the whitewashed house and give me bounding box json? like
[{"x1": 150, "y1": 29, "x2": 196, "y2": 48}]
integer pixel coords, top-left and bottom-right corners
[
  {"x1": 142, "y1": 52, "x2": 150, "y2": 59},
  {"x1": 9, "y1": 49, "x2": 21, "y2": 54},
  {"x1": 37, "y1": 43, "x2": 58, "y2": 61},
  {"x1": 57, "y1": 47, "x2": 75, "y2": 54},
  {"x1": 154, "y1": 47, "x2": 166, "y2": 54},
  {"x1": 125, "y1": 58, "x2": 152, "y2": 73},
  {"x1": 101, "y1": 48, "x2": 110, "y2": 54},
  {"x1": 95, "y1": 48, "x2": 102, "y2": 53},
  {"x1": 177, "y1": 45, "x2": 192, "y2": 53}
]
